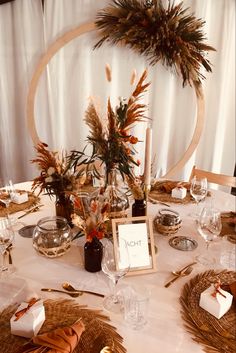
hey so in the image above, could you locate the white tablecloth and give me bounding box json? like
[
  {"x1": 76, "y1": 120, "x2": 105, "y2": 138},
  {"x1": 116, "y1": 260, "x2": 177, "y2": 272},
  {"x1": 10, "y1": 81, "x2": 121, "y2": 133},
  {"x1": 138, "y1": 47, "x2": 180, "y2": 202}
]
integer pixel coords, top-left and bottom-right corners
[{"x1": 1, "y1": 182, "x2": 235, "y2": 353}]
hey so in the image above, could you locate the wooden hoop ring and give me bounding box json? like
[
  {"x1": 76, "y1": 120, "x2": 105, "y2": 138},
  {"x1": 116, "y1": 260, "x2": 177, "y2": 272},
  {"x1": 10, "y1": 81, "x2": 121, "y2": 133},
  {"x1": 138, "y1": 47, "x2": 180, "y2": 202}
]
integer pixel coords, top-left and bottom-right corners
[{"x1": 26, "y1": 21, "x2": 205, "y2": 178}]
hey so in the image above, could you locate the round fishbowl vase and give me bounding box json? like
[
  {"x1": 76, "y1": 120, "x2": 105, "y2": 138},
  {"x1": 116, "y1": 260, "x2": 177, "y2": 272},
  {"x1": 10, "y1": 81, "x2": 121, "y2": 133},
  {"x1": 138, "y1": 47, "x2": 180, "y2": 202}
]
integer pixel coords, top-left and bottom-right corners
[{"x1": 32, "y1": 216, "x2": 72, "y2": 258}]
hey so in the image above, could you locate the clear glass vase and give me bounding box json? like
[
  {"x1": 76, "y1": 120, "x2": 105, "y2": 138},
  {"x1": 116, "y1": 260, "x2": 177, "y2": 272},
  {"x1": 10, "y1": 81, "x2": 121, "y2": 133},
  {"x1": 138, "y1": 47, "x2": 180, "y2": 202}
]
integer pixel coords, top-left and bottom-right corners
[{"x1": 92, "y1": 168, "x2": 129, "y2": 236}]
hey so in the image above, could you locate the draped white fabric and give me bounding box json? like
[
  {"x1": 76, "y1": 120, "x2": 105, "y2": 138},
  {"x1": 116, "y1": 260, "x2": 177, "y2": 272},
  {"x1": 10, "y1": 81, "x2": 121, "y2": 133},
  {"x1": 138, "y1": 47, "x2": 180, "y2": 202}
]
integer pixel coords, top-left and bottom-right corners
[{"x1": 0, "y1": 0, "x2": 235, "y2": 188}]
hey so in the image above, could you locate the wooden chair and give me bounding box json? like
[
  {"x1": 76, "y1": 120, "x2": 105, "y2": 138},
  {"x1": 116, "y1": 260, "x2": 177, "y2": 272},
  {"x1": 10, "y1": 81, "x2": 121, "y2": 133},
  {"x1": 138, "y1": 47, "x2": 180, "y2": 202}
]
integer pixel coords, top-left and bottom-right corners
[{"x1": 189, "y1": 165, "x2": 236, "y2": 189}]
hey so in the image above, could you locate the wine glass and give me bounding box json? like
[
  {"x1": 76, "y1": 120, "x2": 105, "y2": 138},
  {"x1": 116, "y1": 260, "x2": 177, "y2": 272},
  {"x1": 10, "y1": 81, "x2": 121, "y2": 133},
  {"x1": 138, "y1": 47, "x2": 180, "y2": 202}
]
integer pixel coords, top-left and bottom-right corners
[
  {"x1": 101, "y1": 238, "x2": 130, "y2": 313},
  {"x1": 0, "y1": 217, "x2": 15, "y2": 277},
  {"x1": 190, "y1": 176, "x2": 207, "y2": 218},
  {"x1": 0, "y1": 180, "x2": 15, "y2": 218},
  {"x1": 196, "y1": 207, "x2": 222, "y2": 266}
]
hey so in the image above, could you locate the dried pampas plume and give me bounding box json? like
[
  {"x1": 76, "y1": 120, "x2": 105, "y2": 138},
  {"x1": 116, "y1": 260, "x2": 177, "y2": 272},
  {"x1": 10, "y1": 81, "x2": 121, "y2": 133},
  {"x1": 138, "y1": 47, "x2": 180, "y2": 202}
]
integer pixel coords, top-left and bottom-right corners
[
  {"x1": 105, "y1": 63, "x2": 112, "y2": 82},
  {"x1": 130, "y1": 69, "x2": 137, "y2": 85}
]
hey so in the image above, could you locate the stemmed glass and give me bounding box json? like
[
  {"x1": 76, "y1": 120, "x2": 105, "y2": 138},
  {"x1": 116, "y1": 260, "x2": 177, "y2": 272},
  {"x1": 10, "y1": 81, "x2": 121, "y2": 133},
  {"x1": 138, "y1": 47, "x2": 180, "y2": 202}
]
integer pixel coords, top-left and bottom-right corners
[
  {"x1": 196, "y1": 207, "x2": 222, "y2": 266},
  {"x1": 102, "y1": 238, "x2": 130, "y2": 313},
  {"x1": 190, "y1": 176, "x2": 207, "y2": 218},
  {"x1": 0, "y1": 217, "x2": 15, "y2": 277},
  {"x1": 0, "y1": 180, "x2": 15, "y2": 218}
]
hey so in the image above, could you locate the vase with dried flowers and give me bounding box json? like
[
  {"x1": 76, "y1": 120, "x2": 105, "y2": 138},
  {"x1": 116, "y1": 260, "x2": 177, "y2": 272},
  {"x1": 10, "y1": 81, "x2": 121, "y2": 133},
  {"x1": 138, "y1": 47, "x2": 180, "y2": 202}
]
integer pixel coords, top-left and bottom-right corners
[
  {"x1": 72, "y1": 196, "x2": 109, "y2": 272},
  {"x1": 127, "y1": 176, "x2": 146, "y2": 217},
  {"x1": 68, "y1": 69, "x2": 150, "y2": 227},
  {"x1": 31, "y1": 142, "x2": 86, "y2": 226}
]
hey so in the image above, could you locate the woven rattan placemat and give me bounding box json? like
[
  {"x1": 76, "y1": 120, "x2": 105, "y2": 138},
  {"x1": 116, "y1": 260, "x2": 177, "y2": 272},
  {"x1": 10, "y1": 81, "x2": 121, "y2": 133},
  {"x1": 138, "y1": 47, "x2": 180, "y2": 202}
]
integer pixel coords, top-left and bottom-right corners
[
  {"x1": 0, "y1": 190, "x2": 40, "y2": 217},
  {"x1": 150, "y1": 180, "x2": 211, "y2": 204},
  {"x1": 0, "y1": 299, "x2": 126, "y2": 353},
  {"x1": 180, "y1": 270, "x2": 236, "y2": 353}
]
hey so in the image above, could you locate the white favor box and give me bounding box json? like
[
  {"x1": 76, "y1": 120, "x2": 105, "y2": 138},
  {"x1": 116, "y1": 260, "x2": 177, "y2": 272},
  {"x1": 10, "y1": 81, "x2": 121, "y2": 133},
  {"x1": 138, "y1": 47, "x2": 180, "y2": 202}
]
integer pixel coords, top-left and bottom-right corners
[
  {"x1": 199, "y1": 285, "x2": 233, "y2": 319},
  {"x1": 171, "y1": 187, "x2": 187, "y2": 199},
  {"x1": 10, "y1": 299, "x2": 45, "y2": 338},
  {"x1": 11, "y1": 192, "x2": 28, "y2": 204}
]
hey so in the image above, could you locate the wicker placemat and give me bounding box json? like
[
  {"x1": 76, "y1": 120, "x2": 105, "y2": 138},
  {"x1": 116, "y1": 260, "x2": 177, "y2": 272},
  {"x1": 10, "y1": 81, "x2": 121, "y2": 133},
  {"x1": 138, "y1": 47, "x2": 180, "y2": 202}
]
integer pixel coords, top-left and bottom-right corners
[
  {"x1": 180, "y1": 270, "x2": 236, "y2": 353},
  {"x1": 0, "y1": 299, "x2": 126, "y2": 353},
  {"x1": 0, "y1": 190, "x2": 40, "y2": 217},
  {"x1": 150, "y1": 180, "x2": 211, "y2": 204},
  {"x1": 220, "y1": 213, "x2": 236, "y2": 240}
]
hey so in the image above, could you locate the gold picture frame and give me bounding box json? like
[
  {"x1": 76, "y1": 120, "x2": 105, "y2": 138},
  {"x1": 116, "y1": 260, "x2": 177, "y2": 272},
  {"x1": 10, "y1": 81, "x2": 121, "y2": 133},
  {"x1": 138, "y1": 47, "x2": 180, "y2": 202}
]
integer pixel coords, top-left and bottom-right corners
[{"x1": 112, "y1": 216, "x2": 157, "y2": 276}]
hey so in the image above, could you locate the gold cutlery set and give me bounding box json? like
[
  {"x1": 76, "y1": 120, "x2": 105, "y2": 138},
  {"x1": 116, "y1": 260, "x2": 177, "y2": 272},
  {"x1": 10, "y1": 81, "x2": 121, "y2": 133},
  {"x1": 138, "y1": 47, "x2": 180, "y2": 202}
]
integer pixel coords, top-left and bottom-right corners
[
  {"x1": 164, "y1": 262, "x2": 197, "y2": 288},
  {"x1": 41, "y1": 282, "x2": 104, "y2": 298}
]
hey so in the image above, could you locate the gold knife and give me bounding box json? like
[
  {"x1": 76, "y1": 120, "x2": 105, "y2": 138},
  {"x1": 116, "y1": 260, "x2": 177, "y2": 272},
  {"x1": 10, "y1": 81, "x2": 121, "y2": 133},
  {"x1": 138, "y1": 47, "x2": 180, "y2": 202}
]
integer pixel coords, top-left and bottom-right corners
[{"x1": 41, "y1": 288, "x2": 104, "y2": 298}]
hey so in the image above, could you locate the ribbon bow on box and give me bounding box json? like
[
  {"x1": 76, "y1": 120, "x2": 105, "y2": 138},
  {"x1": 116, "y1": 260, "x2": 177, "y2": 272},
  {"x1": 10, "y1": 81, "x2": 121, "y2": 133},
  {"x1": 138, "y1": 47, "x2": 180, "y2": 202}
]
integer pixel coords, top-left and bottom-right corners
[
  {"x1": 14, "y1": 298, "x2": 40, "y2": 321},
  {"x1": 211, "y1": 280, "x2": 226, "y2": 299}
]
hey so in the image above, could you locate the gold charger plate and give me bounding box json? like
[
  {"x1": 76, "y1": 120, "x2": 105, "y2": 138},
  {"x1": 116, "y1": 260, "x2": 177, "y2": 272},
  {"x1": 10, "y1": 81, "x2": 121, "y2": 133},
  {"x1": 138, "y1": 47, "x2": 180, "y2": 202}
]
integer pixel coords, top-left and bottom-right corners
[
  {"x1": 180, "y1": 270, "x2": 236, "y2": 353},
  {"x1": 0, "y1": 190, "x2": 40, "y2": 217},
  {"x1": 0, "y1": 299, "x2": 126, "y2": 353}
]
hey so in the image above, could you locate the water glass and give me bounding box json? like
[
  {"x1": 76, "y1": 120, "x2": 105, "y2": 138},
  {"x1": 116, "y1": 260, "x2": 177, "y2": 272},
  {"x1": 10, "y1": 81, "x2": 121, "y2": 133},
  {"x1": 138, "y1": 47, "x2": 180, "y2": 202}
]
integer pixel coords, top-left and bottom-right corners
[{"x1": 124, "y1": 286, "x2": 150, "y2": 330}]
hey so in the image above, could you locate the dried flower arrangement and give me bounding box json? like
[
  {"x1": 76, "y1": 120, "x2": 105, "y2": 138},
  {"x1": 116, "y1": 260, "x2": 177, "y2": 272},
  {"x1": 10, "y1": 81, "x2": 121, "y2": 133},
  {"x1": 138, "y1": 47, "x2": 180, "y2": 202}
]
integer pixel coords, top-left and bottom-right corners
[
  {"x1": 69, "y1": 69, "x2": 150, "y2": 185},
  {"x1": 72, "y1": 197, "x2": 109, "y2": 242},
  {"x1": 31, "y1": 142, "x2": 86, "y2": 197},
  {"x1": 126, "y1": 176, "x2": 145, "y2": 200},
  {"x1": 95, "y1": 0, "x2": 215, "y2": 91}
]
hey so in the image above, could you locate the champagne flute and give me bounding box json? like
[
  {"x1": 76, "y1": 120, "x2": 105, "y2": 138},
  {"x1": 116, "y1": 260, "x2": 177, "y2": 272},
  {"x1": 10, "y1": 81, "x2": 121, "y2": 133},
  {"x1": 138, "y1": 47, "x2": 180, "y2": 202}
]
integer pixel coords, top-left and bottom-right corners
[
  {"x1": 0, "y1": 217, "x2": 15, "y2": 277},
  {"x1": 190, "y1": 176, "x2": 207, "y2": 218},
  {"x1": 102, "y1": 238, "x2": 130, "y2": 313},
  {"x1": 196, "y1": 207, "x2": 222, "y2": 266}
]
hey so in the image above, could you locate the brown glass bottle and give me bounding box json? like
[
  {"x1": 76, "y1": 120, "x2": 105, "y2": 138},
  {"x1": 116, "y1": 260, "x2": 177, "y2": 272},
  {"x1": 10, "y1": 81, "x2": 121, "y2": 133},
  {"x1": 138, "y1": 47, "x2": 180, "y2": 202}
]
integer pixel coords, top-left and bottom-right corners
[
  {"x1": 84, "y1": 237, "x2": 103, "y2": 272},
  {"x1": 132, "y1": 199, "x2": 146, "y2": 217}
]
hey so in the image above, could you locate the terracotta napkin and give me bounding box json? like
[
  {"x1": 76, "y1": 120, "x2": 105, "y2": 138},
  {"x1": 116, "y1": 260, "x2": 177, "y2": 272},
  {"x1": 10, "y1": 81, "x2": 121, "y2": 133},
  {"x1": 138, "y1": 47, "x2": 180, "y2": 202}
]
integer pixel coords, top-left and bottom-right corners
[{"x1": 17, "y1": 319, "x2": 85, "y2": 353}]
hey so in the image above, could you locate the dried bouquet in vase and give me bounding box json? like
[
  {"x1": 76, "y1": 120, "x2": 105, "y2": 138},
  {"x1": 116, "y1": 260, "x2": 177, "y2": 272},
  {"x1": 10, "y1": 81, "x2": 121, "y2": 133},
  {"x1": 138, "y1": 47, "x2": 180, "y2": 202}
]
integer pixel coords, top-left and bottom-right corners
[
  {"x1": 72, "y1": 195, "x2": 110, "y2": 272},
  {"x1": 72, "y1": 196, "x2": 109, "y2": 242},
  {"x1": 69, "y1": 69, "x2": 150, "y2": 185},
  {"x1": 31, "y1": 142, "x2": 87, "y2": 197},
  {"x1": 31, "y1": 142, "x2": 88, "y2": 224}
]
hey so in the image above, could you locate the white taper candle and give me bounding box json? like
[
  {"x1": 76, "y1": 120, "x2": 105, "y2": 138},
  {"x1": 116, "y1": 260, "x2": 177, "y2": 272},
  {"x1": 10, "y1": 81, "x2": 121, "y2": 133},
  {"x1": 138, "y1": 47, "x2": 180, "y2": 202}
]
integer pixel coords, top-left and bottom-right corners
[{"x1": 144, "y1": 127, "x2": 152, "y2": 186}]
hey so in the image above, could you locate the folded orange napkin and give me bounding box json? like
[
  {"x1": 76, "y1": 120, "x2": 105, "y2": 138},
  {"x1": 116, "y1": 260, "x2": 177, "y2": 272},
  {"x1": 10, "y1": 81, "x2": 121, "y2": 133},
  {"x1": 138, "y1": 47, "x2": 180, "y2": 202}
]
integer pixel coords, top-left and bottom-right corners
[{"x1": 17, "y1": 319, "x2": 85, "y2": 353}]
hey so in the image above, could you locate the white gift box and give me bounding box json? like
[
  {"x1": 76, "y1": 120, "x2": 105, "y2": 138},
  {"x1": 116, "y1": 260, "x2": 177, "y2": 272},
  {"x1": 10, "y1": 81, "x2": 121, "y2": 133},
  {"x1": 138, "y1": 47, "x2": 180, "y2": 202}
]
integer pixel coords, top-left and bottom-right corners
[
  {"x1": 199, "y1": 284, "x2": 233, "y2": 319},
  {"x1": 10, "y1": 299, "x2": 45, "y2": 338},
  {"x1": 11, "y1": 192, "x2": 28, "y2": 204},
  {"x1": 171, "y1": 186, "x2": 187, "y2": 199}
]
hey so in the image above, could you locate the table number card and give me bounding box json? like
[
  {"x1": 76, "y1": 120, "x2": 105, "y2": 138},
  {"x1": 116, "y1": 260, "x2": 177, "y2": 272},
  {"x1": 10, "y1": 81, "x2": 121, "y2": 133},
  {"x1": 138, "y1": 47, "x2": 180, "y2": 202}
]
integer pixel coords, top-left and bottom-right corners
[
  {"x1": 118, "y1": 223, "x2": 150, "y2": 268},
  {"x1": 112, "y1": 216, "x2": 157, "y2": 276}
]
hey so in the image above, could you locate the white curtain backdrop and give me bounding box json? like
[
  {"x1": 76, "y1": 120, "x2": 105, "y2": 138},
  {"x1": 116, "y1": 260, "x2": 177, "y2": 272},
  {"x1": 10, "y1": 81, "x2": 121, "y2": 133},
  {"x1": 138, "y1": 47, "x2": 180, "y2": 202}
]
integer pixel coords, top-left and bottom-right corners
[{"x1": 0, "y1": 0, "x2": 235, "y2": 191}]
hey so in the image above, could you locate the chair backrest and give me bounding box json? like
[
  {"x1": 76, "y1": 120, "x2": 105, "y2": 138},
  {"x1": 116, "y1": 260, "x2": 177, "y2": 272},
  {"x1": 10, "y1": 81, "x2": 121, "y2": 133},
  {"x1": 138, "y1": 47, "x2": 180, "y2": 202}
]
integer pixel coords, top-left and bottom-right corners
[{"x1": 189, "y1": 166, "x2": 236, "y2": 188}]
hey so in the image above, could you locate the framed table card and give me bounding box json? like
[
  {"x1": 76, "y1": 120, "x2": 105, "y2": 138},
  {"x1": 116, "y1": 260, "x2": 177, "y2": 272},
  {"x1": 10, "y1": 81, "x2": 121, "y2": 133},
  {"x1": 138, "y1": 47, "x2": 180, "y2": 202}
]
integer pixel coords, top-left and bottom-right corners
[{"x1": 112, "y1": 216, "x2": 157, "y2": 276}]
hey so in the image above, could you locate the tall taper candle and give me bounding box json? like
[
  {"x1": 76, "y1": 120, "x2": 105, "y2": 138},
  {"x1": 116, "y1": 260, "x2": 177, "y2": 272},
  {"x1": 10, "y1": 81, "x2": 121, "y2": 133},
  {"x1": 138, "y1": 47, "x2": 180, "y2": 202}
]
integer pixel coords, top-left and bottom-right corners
[{"x1": 144, "y1": 127, "x2": 152, "y2": 186}]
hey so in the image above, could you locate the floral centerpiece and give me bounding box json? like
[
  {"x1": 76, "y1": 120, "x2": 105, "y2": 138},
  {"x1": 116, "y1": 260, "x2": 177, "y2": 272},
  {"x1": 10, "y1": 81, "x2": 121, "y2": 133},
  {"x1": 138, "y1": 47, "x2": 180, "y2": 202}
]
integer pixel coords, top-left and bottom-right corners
[
  {"x1": 72, "y1": 196, "x2": 109, "y2": 242},
  {"x1": 67, "y1": 69, "x2": 150, "y2": 225},
  {"x1": 68, "y1": 69, "x2": 150, "y2": 185},
  {"x1": 31, "y1": 142, "x2": 87, "y2": 224},
  {"x1": 72, "y1": 196, "x2": 109, "y2": 272}
]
